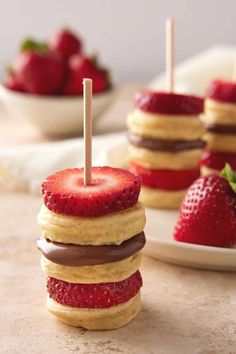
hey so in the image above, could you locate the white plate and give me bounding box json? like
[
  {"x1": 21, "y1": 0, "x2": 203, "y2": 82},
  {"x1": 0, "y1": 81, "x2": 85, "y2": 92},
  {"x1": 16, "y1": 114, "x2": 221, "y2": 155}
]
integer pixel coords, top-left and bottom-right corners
[
  {"x1": 144, "y1": 208, "x2": 236, "y2": 271},
  {"x1": 100, "y1": 142, "x2": 236, "y2": 271}
]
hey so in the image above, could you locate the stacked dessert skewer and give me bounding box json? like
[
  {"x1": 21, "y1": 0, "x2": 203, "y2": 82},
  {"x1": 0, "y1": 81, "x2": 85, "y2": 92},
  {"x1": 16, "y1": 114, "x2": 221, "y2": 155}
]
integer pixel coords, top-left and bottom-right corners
[
  {"x1": 201, "y1": 79, "x2": 236, "y2": 175},
  {"x1": 127, "y1": 91, "x2": 205, "y2": 209},
  {"x1": 37, "y1": 79, "x2": 146, "y2": 330},
  {"x1": 127, "y1": 19, "x2": 205, "y2": 209}
]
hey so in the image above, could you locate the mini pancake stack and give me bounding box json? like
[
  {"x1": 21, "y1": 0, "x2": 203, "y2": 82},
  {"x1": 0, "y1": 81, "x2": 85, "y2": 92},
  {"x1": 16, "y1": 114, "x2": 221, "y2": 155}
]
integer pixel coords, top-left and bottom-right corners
[
  {"x1": 37, "y1": 166, "x2": 146, "y2": 330},
  {"x1": 127, "y1": 89, "x2": 205, "y2": 209},
  {"x1": 201, "y1": 80, "x2": 236, "y2": 175}
]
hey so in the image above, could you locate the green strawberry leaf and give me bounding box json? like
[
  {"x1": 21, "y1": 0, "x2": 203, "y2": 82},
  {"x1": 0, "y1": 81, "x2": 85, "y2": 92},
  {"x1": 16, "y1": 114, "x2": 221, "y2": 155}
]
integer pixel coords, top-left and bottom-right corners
[
  {"x1": 221, "y1": 163, "x2": 236, "y2": 193},
  {"x1": 5, "y1": 65, "x2": 14, "y2": 74},
  {"x1": 20, "y1": 38, "x2": 48, "y2": 53},
  {"x1": 90, "y1": 52, "x2": 98, "y2": 65}
]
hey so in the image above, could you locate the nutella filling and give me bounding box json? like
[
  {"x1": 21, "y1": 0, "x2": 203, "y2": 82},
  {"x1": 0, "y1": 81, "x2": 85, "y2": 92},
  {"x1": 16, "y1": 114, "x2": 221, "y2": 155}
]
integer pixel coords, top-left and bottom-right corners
[
  {"x1": 206, "y1": 123, "x2": 236, "y2": 135},
  {"x1": 37, "y1": 232, "x2": 146, "y2": 266},
  {"x1": 127, "y1": 132, "x2": 206, "y2": 152}
]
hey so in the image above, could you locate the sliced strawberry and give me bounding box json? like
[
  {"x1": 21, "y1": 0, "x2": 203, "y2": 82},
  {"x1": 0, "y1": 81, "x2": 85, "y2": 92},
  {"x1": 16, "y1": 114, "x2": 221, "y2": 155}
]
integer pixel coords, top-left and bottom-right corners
[
  {"x1": 134, "y1": 90, "x2": 204, "y2": 115},
  {"x1": 47, "y1": 271, "x2": 142, "y2": 308},
  {"x1": 206, "y1": 79, "x2": 236, "y2": 104},
  {"x1": 201, "y1": 149, "x2": 236, "y2": 171},
  {"x1": 174, "y1": 165, "x2": 236, "y2": 247},
  {"x1": 48, "y1": 28, "x2": 82, "y2": 60},
  {"x1": 130, "y1": 162, "x2": 200, "y2": 190},
  {"x1": 62, "y1": 54, "x2": 110, "y2": 95},
  {"x1": 41, "y1": 167, "x2": 141, "y2": 217}
]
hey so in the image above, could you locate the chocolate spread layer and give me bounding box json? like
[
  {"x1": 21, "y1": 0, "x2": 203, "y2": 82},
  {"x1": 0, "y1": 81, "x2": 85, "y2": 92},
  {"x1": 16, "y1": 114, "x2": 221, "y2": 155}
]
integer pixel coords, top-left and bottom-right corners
[
  {"x1": 37, "y1": 232, "x2": 146, "y2": 266},
  {"x1": 206, "y1": 123, "x2": 236, "y2": 135},
  {"x1": 128, "y1": 132, "x2": 206, "y2": 152}
]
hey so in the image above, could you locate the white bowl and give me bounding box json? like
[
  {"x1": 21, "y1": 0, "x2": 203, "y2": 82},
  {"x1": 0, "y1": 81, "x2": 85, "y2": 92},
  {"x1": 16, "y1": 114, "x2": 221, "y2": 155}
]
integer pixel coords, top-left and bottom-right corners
[{"x1": 0, "y1": 84, "x2": 115, "y2": 136}]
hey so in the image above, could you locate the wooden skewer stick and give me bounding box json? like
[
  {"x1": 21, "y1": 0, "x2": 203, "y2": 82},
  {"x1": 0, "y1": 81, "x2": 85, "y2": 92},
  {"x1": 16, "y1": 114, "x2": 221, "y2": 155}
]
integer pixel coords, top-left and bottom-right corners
[
  {"x1": 166, "y1": 17, "x2": 175, "y2": 92},
  {"x1": 83, "y1": 78, "x2": 92, "y2": 185}
]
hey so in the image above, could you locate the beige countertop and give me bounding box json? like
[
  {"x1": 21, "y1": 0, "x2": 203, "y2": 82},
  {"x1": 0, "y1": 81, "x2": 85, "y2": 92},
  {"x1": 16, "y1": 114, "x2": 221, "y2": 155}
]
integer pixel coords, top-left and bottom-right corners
[{"x1": 1, "y1": 193, "x2": 236, "y2": 354}]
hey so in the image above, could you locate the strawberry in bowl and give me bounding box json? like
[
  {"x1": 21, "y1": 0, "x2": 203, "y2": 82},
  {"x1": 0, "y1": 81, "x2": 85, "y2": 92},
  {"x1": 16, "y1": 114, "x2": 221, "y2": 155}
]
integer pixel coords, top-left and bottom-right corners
[
  {"x1": 8, "y1": 39, "x2": 64, "y2": 95},
  {"x1": 48, "y1": 28, "x2": 83, "y2": 61},
  {"x1": 0, "y1": 28, "x2": 114, "y2": 136},
  {"x1": 63, "y1": 54, "x2": 110, "y2": 96}
]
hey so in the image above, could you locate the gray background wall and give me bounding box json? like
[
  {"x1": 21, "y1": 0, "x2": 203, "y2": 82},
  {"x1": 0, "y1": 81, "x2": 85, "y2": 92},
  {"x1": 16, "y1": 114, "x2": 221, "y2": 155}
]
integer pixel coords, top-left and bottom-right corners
[{"x1": 0, "y1": 0, "x2": 235, "y2": 82}]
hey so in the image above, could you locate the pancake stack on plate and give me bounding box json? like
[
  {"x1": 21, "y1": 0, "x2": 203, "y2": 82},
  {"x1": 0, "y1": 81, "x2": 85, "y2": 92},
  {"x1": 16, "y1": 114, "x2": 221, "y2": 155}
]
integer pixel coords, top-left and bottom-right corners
[{"x1": 127, "y1": 89, "x2": 205, "y2": 209}]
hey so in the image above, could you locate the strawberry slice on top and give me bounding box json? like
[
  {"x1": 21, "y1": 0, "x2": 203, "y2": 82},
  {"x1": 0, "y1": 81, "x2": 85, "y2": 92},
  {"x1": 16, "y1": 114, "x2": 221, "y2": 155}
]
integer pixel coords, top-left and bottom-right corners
[
  {"x1": 41, "y1": 166, "x2": 141, "y2": 217},
  {"x1": 201, "y1": 149, "x2": 236, "y2": 171},
  {"x1": 206, "y1": 79, "x2": 236, "y2": 104},
  {"x1": 134, "y1": 90, "x2": 204, "y2": 115},
  {"x1": 174, "y1": 164, "x2": 236, "y2": 247}
]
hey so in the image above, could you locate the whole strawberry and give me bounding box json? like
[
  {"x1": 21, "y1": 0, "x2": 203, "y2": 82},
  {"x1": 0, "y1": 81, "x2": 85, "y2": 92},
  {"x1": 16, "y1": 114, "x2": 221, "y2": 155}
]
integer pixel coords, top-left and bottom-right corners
[
  {"x1": 174, "y1": 164, "x2": 236, "y2": 247},
  {"x1": 13, "y1": 39, "x2": 64, "y2": 95},
  {"x1": 62, "y1": 54, "x2": 110, "y2": 95},
  {"x1": 48, "y1": 28, "x2": 82, "y2": 61}
]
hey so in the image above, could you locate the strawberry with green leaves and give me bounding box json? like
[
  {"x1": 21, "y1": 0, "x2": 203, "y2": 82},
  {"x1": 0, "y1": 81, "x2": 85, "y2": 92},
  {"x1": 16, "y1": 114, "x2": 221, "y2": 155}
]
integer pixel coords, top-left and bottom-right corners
[
  {"x1": 7, "y1": 39, "x2": 64, "y2": 95},
  {"x1": 4, "y1": 29, "x2": 111, "y2": 96},
  {"x1": 62, "y1": 53, "x2": 110, "y2": 95},
  {"x1": 174, "y1": 164, "x2": 236, "y2": 247}
]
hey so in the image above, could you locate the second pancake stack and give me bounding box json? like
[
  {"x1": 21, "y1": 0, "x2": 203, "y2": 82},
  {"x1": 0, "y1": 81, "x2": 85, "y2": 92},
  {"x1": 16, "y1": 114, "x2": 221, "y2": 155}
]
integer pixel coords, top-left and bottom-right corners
[{"x1": 127, "y1": 89, "x2": 205, "y2": 209}]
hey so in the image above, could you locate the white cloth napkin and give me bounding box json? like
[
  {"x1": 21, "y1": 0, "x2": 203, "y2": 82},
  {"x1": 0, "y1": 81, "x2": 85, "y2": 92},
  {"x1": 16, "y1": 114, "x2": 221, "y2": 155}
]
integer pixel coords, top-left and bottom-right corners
[
  {"x1": 0, "y1": 132, "x2": 126, "y2": 194},
  {"x1": 150, "y1": 45, "x2": 236, "y2": 95},
  {"x1": 1, "y1": 45, "x2": 236, "y2": 194}
]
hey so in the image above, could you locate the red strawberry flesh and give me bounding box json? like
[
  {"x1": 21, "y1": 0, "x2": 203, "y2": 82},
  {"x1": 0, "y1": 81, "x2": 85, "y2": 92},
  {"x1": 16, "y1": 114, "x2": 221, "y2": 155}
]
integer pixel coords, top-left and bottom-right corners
[
  {"x1": 47, "y1": 271, "x2": 142, "y2": 308},
  {"x1": 48, "y1": 28, "x2": 82, "y2": 60},
  {"x1": 62, "y1": 54, "x2": 109, "y2": 95},
  {"x1": 41, "y1": 166, "x2": 141, "y2": 217},
  {"x1": 4, "y1": 74, "x2": 25, "y2": 93},
  {"x1": 201, "y1": 149, "x2": 236, "y2": 171},
  {"x1": 14, "y1": 50, "x2": 64, "y2": 95},
  {"x1": 206, "y1": 79, "x2": 236, "y2": 104},
  {"x1": 130, "y1": 162, "x2": 200, "y2": 190},
  {"x1": 134, "y1": 90, "x2": 204, "y2": 115},
  {"x1": 174, "y1": 173, "x2": 236, "y2": 247}
]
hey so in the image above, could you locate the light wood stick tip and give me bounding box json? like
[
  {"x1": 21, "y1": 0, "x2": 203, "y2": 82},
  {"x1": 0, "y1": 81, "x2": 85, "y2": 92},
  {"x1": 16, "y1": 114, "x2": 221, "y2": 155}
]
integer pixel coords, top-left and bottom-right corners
[
  {"x1": 166, "y1": 17, "x2": 174, "y2": 26},
  {"x1": 83, "y1": 78, "x2": 92, "y2": 85}
]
